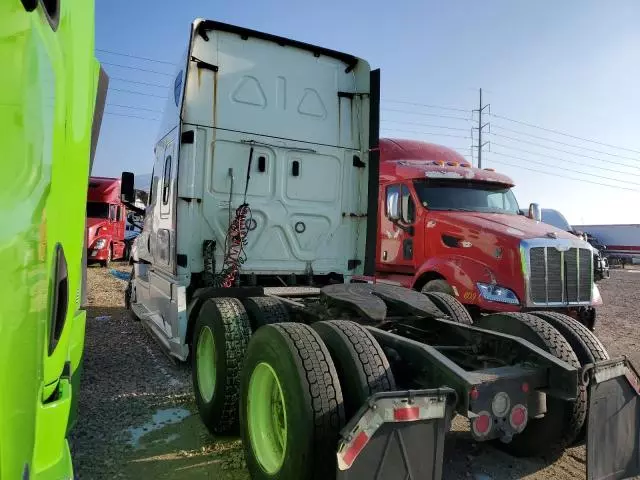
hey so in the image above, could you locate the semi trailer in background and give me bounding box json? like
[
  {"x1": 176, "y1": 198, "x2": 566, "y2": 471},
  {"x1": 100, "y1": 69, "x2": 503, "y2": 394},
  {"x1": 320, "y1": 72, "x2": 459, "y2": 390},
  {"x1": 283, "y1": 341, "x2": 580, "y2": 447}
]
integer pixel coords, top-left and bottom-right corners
[
  {"x1": 574, "y1": 224, "x2": 640, "y2": 265},
  {"x1": 121, "y1": 18, "x2": 639, "y2": 480},
  {"x1": 375, "y1": 139, "x2": 603, "y2": 328},
  {"x1": 0, "y1": 1, "x2": 107, "y2": 478}
]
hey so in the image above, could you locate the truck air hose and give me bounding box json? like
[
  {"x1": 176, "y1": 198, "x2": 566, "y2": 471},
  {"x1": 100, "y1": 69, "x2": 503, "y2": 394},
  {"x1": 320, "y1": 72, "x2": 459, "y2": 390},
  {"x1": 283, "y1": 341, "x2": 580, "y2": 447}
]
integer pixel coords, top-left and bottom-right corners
[{"x1": 215, "y1": 147, "x2": 254, "y2": 288}]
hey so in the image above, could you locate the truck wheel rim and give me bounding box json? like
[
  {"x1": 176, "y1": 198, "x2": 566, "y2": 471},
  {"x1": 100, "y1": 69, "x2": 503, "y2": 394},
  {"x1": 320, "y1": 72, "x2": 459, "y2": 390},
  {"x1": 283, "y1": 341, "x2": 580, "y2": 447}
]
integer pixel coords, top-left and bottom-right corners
[
  {"x1": 247, "y1": 362, "x2": 287, "y2": 474},
  {"x1": 196, "y1": 326, "x2": 216, "y2": 402}
]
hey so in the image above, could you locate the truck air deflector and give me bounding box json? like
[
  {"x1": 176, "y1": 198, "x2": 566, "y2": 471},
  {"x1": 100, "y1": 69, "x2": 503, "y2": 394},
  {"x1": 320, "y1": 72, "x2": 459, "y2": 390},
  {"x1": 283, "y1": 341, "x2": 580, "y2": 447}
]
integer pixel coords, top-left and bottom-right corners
[{"x1": 195, "y1": 20, "x2": 359, "y2": 72}]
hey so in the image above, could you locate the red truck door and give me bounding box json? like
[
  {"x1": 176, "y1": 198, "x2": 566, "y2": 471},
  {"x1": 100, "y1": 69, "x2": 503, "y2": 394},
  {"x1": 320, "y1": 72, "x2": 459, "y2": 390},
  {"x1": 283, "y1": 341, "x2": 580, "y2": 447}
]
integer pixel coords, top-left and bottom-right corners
[{"x1": 379, "y1": 183, "x2": 416, "y2": 274}]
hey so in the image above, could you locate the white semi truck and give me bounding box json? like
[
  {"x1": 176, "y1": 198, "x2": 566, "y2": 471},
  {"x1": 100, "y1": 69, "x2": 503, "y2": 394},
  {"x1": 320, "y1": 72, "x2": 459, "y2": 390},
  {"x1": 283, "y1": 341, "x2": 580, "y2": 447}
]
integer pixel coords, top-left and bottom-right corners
[{"x1": 121, "y1": 19, "x2": 640, "y2": 480}]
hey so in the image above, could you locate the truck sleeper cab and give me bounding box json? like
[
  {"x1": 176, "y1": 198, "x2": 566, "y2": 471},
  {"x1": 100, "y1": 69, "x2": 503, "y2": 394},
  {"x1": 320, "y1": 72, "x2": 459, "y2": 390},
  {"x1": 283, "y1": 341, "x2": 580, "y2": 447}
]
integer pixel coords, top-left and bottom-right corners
[{"x1": 375, "y1": 138, "x2": 601, "y2": 329}]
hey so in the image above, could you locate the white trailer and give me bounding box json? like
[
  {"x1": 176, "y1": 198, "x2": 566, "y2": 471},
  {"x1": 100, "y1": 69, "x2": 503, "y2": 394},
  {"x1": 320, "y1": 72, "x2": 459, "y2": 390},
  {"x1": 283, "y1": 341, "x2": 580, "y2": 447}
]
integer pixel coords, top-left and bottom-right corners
[{"x1": 573, "y1": 224, "x2": 640, "y2": 261}]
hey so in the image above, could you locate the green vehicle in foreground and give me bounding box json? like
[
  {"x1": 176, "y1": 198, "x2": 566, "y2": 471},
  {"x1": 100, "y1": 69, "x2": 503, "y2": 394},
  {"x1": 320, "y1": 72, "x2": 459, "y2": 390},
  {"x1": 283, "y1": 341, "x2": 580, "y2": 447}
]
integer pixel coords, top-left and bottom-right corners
[{"x1": 0, "y1": 1, "x2": 106, "y2": 478}]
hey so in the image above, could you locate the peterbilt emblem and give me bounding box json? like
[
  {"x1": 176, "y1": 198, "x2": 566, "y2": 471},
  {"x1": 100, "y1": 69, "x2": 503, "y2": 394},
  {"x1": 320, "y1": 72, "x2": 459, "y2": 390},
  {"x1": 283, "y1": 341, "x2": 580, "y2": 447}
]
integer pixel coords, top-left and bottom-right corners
[{"x1": 546, "y1": 232, "x2": 558, "y2": 239}]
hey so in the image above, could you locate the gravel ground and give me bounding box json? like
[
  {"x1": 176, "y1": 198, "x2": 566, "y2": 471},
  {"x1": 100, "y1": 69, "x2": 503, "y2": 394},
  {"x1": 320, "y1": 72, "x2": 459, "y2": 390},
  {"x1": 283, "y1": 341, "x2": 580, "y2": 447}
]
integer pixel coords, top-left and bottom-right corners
[{"x1": 70, "y1": 265, "x2": 640, "y2": 479}]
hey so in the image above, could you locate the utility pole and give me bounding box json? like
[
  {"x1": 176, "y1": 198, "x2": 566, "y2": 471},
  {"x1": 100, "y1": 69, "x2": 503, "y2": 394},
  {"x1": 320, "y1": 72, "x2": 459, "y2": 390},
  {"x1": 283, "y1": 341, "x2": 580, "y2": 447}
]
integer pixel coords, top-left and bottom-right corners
[{"x1": 473, "y1": 88, "x2": 490, "y2": 168}]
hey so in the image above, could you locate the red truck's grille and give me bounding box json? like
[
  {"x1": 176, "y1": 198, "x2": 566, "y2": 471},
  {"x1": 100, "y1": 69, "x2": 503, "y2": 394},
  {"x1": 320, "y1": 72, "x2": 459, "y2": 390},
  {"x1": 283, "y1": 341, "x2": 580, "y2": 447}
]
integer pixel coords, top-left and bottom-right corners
[{"x1": 529, "y1": 246, "x2": 592, "y2": 304}]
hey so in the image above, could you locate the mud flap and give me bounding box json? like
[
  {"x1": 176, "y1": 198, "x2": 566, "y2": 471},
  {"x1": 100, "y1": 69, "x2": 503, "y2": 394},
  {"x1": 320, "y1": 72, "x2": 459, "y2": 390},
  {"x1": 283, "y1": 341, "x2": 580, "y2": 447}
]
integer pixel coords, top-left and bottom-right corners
[
  {"x1": 586, "y1": 358, "x2": 640, "y2": 480},
  {"x1": 336, "y1": 389, "x2": 456, "y2": 480}
]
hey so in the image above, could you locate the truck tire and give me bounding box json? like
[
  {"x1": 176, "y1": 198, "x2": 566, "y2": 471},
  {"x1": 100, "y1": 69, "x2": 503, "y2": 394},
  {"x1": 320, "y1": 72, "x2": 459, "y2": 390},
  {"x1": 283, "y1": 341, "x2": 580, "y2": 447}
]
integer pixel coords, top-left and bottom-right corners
[
  {"x1": 100, "y1": 244, "x2": 112, "y2": 268},
  {"x1": 481, "y1": 312, "x2": 586, "y2": 457},
  {"x1": 240, "y1": 323, "x2": 344, "y2": 480},
  {"x1": 192, "y1": 297, "x2": 251, "y2": 434},
  {"x1": 312, "y1": 320, "x2": 396, "y2": 418},
  {"x1": 124, "y1": 267, "x2": 139, "y2": 321},
  {"x1": 530, "y1": 311, "x2": 609, "y2": 441},
  {"x1": 530, "y1": 311, "x2": 609, "y2": 364},
  {"x1": 241, "y1": 296, "x2": 290, "y2": 332},
  {"x1": 424, "y1": 292, "x2": 473, "y2": 325},
  {"x1": 420, "y1": 278, "x2": 455, "y2": 296}
]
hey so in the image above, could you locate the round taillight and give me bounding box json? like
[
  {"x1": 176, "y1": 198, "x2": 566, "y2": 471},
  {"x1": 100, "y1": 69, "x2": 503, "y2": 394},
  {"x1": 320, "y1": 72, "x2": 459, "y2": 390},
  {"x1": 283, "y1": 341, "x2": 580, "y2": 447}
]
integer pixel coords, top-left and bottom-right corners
[
  {"x1": 509, "y1": 404, "x2": 528, "y2": 432},
  {"x1": 471, "y1": 411, "x2": 492, "y2": 437}
]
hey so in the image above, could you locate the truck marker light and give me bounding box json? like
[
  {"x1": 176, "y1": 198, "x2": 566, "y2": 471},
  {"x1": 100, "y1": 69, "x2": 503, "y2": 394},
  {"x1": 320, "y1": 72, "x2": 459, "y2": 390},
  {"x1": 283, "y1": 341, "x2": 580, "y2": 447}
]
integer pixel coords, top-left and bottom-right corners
[
  {"x1": 337, "y1": 394, "x2": 448, "y2": 470},
  {"x1": 521, "y1": 382, "x2": 529, "y2": 393},
  {"x1": 471, "y1": 411, "x2": 492, "y2": 437},
  {"x1": 393, "y1": 405, "x2": 420, "y2": 421},
  {"x1": 491, "y1": 392, "x2": 510, "y2": 417},
  {"x1": 470, "y1": 387, "x2": 480, "y2": 401},
  {"x1": 342, "y1": 430, "x2": 369, "y2": 468},
  {"x1": 509, "y1": 404, "x2": 527, "y2": 431}
]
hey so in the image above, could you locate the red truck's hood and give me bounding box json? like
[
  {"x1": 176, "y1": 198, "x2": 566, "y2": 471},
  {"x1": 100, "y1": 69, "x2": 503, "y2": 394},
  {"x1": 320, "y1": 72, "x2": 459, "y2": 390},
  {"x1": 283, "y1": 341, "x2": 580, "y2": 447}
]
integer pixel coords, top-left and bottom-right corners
[
  {"x1": 87, "y1": 218, "x2": 108, "y2": 246},
  {"x1": 438, "y1": 212, "x2": 578, "y2": 241}
]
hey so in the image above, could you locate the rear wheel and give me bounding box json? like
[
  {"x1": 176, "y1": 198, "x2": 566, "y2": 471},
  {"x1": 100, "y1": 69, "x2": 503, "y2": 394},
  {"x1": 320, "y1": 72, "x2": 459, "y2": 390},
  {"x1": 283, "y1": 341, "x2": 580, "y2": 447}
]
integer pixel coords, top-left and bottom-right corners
[
  {"x1": 424, "y1": 291, "x2": 473, "y2": 325},
  {"x1": 241, "y1": 296, "x2": 290, "y2": 332},
  {"x1": 312, "y1": 320, "x2": 395, "y2": 418},
  {"x1": 420, "y1": 278, "x2": 454, "y2": 296},
  {"x1": 192, "y1": 298, "x2": 251, "y2": 434},
  {"x1": 240, "y1": 323, "x2": 344, "y2": 480},
  {"x1": 477, "y1": 312, "x2": 586, "y2": 456},
  {"x1": 530, "y1": 310, "x2": 609, "y2": 441}
]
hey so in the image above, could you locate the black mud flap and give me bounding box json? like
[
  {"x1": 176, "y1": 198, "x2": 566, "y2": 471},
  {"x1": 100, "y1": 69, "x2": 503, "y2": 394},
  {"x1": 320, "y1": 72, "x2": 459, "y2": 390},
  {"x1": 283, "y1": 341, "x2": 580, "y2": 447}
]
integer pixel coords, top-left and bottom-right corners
[
  {"x1": 336, "y1": 388, "x2": 456, "y2": 480},
  {"x1": 586, "y1": 358, "x2": 640, "y2": 480}
]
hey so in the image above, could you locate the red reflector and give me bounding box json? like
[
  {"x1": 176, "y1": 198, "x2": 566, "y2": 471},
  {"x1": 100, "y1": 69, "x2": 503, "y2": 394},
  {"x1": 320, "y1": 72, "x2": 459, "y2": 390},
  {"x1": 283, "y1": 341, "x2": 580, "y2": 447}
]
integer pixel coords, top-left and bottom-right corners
[
  {"x1": 510, "y1": 406, "x2": 526, "y2": 427},
  {"x1": 470, "y1": 387, "x2": 480, "y2": 401},
  {"x1": 521, "y1": 382, "x2": 529, "y2": 393},
  {"x1": 474, "y1": 415, "x2": 490, "y2": 434},
  {"x1": 393, "y1": 406, "x2": 420, "y2": 422},
  {"x1": 342, "y1": 431, "x2": 369, "y2": 467}
]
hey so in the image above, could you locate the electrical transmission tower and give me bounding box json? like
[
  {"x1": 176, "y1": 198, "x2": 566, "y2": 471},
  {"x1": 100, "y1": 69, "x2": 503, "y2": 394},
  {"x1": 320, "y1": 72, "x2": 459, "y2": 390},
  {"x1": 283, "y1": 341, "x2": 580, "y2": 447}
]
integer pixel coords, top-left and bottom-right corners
[{"x1": 473, "y1": 88, "x2": 490, "y2": 168}]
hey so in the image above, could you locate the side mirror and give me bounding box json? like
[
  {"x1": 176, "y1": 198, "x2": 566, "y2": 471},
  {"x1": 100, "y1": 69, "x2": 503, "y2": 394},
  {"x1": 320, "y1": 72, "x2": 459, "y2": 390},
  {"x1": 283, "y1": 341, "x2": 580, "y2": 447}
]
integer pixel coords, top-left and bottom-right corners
[
  {"x1": 528, "y1": 203, "x2": 542, "y2": 222},
  {"x1": 387, "y1": 191, "x2": 400, "y2": 222},
  {"x1": 121, "y1": 171, "x2": 135, "y2": 203}
]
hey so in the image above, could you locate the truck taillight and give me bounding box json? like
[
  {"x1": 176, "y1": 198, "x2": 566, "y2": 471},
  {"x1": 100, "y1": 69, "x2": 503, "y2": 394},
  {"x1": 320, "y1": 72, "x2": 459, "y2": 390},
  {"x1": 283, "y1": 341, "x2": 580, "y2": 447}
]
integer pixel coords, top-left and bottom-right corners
[
  {"x1": 509, "y1": 404, "x2": 527, "y2": 432},
  {"x1": 471, "y1": 411, "x2": 492, "y2": 437}
]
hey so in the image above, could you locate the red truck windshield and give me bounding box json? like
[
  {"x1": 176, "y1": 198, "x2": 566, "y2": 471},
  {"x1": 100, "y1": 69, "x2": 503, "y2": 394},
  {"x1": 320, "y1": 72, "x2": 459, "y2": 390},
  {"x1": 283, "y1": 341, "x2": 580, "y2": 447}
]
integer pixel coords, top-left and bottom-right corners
[
  {"x1": 413, "y1": 180, "x2": 520, "y2": 215},
  {"x1": 86, "y1": 202, "x2": 110, "y2": 219}
]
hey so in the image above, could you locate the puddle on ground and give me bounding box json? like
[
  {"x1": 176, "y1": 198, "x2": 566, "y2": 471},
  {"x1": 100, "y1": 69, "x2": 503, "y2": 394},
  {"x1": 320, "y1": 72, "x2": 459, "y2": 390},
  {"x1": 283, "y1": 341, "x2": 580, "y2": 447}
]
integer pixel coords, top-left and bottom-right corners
[{"x1": 127, "y1": 407, "x2": 191, "y2": 448}]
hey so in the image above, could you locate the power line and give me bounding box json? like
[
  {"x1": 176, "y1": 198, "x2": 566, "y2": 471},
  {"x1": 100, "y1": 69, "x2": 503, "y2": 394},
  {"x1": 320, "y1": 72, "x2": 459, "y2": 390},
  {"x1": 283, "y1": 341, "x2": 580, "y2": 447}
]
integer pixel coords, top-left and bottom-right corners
[
  {"x1": 382, "y1": 99, "x2": 469, "y2": 113},
  {"x1": 104, "y1": 111, "x2": 161, "y2": 121},
  {"x1": 108, "y1": 87, "x2": 167, "y2": 99},
  {"x1": 491, "y1": 142, "x2": 640, "y2": 178},
  {"x1": 101, "y1": 61, "x2": 174, "y2": 76},
  {"x1": 109, "y1": 76, "x2": 169, "y2": 89},
  {"x1": 491, "y1": 124, "x2": 640, "y2": 162},
  {"x1": 491, "y1": 151, "x2": 640, "y2": 187},
  {"x1": 489, "y1": 132, "x2": 640, "y2": 171},
  {"x1": 488, "y1": 158, "x2": 640, "y2": 192},
  {"x1": 97, "y1": 48, "x2": 175, "y2": 65},
  {"x1": 490, "y1": 113, "x2": 640, "y2": 155},
  {"x1": 381, "y1": 119, "x2": 469, "y2": 132},
  {"x1": 380, "y1": 127, "x2": 471, "y2": 140},
  {"x1": 107, "y1": 103, "x2": 164, "y2": 113},
  {"x1": 382, "y1": 107, "x2": 471, "y2": 122}
]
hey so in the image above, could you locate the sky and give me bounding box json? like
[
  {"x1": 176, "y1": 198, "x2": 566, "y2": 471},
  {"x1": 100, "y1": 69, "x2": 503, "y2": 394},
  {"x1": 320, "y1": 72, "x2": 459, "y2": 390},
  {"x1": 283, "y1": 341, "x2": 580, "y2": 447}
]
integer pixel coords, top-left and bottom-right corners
[{"x1": 93, "y1": 0, "x2": 640, "y2": 225}]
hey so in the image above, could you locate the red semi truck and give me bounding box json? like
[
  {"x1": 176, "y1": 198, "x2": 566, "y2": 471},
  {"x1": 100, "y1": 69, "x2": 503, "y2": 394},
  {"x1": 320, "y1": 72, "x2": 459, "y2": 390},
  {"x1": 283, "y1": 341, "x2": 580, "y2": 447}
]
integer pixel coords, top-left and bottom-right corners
[
  {"x1": 375, "y1": 138, "x2": 601, "y2": 329},
  {"x1": 86, "y1": 176, "x2": 127, "y2": 266}
]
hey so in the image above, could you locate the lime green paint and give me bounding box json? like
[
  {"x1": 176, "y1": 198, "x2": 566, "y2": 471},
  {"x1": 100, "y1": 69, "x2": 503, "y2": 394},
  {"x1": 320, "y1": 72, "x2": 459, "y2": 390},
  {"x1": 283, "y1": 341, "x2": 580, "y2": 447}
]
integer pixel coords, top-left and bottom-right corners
[
  {"x1": 0, "y1": 1, "x2": 101, "y2": 478},
  {"x1": 247, "y1": 362, "x2": 288, "y2": 474},
  {"x1": 196, "y1": 326, "x2": 216, "y2": 402}
]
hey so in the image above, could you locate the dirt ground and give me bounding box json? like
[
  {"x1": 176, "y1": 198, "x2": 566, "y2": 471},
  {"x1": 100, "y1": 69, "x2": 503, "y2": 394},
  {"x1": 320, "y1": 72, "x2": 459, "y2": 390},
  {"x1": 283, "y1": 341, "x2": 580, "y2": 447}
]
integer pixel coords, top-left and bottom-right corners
[{"x1": 69, "y1": 265, "x2": 640, "y2": 480}]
